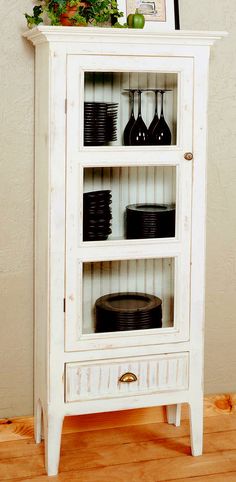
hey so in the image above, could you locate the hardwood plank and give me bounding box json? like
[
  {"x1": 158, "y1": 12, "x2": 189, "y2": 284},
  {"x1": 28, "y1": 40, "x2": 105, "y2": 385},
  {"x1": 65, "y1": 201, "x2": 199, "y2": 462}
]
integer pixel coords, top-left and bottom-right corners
[
  {"x1": 0, "y1": 418, "x2": 34, "y2": 442},
  {"x1": 0, "y1": 415, "x2": 236, "y2": 460},
  {"x1": 11, "y1": 451, "x2": 236, "y2": 481},
  {"x1": 63, "y1": 405, "x2": 172, "y2": 432},
  {"x1": 1, "y1": 396, "x2": 236, "y2": 481},
  {"x1": 1, "y1": 393, "x2": 236, "y2": 443},
  {"x1": 205, "y1": 394, "x2": 236, "y2": 417},
  {"x1": 1, "y1": 414, "x2": 236, "y2": 461},
  {"x1": 2, "y1": 426, "x2": 236, "y2": 480},
  {"x1": 163, "y1": 474, "x2": 236, "y2": 482}
]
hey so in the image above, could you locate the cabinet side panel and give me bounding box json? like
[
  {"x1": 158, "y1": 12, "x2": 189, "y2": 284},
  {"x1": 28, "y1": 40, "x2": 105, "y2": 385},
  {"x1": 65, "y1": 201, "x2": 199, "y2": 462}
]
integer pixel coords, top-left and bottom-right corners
[
  {"x1": 34, "y1": 43, "x2": 50, "y2": 410},
  {"x1": 189, "y1": 48, "x2": 210, "y2": 402}
]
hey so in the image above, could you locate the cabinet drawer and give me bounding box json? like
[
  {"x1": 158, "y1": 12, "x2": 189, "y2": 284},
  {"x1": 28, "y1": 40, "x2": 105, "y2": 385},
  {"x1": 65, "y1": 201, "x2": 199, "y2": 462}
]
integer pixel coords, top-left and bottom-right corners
[{"x1": 65, "y1": 353, "x2": 189, "y2": 402}]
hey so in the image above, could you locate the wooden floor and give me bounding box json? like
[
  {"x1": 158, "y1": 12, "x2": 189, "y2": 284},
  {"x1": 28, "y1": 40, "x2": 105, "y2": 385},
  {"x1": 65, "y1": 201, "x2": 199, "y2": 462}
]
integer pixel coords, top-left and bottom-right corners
[{"x1": 1, "y1": 395, "x2": 236, "y2": 481}]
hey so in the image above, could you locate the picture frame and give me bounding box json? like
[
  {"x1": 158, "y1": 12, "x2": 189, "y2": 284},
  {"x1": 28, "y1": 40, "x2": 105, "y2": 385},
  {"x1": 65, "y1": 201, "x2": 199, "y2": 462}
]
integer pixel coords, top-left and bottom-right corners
[{"x1": 118, "y1": 0, "x2": 180, "y2": 31}]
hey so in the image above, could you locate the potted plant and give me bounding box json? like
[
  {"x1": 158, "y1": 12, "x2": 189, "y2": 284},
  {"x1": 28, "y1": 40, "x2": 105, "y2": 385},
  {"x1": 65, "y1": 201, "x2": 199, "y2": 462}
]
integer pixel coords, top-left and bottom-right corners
[{"x1": 25, "y1": 0, "x2": 124, "y2": 28}]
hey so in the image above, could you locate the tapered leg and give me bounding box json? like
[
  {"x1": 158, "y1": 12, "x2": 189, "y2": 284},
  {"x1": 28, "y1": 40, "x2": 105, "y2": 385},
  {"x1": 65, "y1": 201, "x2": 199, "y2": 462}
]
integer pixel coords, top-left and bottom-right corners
[
  {"x1": 166, "y1": 404, "x2": 181, "y2": 427},
  {"x1": 34, "y1": 399, "x2": 43, "y2": 444},
  {"x1": 43, "y1": 412, "x2": 64, "y2": 476},
  {"x1": 189, "y1": 398, "x2": 203, "y2": 456}
]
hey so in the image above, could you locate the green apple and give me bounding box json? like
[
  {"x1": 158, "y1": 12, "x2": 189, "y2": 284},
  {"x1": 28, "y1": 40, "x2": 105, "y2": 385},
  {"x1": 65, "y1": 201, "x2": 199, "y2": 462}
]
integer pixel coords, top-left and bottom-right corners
[{"x1": 127, "y1": 9, "x2": 145, "y2": 29}]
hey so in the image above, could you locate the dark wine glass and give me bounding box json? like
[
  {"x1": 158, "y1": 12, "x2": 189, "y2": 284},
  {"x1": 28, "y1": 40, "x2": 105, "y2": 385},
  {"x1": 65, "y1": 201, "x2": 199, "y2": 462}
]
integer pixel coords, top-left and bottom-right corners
[
  {"x1": 130, "y1": 89, "x2": 148, "y2": 145},
  {"x1": 151, "y1": 90, "x2": 172, "y2": 145},
  {"x1": 148, "y1": 89, "x2": 160, "y2": 144},
  {"x1": 123, "y1": 89, "x2": 136, "y2": 145}
]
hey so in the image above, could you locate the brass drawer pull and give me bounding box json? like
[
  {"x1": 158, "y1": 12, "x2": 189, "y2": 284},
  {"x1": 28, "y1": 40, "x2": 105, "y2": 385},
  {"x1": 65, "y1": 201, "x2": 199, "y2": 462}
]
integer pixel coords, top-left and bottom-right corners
[{"x1": 119, "y1": 372, "x2": 138, "y2": 383}]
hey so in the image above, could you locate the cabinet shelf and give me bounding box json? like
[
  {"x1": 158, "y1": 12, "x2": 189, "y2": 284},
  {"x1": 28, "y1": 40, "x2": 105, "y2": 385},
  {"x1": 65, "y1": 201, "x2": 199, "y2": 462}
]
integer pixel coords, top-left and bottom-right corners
[
  {"x1": 75, "y1": 147, "x2": 182, "y2": 167},
  {"x1": 81, "y1": 325, "x2": 175, "y2": 338},
  {"x1": 77, "y1": 240, "x2": 180, "y2": 263}
]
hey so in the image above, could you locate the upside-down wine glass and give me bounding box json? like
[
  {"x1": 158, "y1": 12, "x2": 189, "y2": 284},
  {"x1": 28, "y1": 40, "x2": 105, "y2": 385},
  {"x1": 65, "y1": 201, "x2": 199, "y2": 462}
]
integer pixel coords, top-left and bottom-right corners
[
  {"x1": 151, "y1": 89, "x2": 172, "y2": 145},
  {"x1": 130, "y1": 89, "x2": 148, "y2": 145},
  {"x1": 123, "y1": 89, "x2": 136, "y2": 145},
  {"x1": 148, "y1": 89, "x2": 160, "y2": 143}
]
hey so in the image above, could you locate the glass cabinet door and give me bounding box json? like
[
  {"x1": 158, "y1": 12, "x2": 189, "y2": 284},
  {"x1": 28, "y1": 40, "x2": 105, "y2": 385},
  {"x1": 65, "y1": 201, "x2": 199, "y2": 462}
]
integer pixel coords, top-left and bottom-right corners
[
  {"x1": 65, "y1": 53, "x2": 193, "y2": 352},
  {"x1": 66, "y1": 54, "x2": 193, "y2": 155}
]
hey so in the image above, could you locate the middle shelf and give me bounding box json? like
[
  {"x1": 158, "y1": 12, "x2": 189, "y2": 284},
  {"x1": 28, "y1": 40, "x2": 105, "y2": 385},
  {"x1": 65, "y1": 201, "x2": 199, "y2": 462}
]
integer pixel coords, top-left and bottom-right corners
[{"x1": 79, "y1": 165, "x2": 177, "y2": 243}]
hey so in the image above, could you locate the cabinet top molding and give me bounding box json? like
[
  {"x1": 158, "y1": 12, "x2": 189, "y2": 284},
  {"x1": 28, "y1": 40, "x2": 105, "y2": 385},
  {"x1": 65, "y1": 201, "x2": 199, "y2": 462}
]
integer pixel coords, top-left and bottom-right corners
[{"x1": 23, "y1": 26, "x2": 227, "y2": 47}]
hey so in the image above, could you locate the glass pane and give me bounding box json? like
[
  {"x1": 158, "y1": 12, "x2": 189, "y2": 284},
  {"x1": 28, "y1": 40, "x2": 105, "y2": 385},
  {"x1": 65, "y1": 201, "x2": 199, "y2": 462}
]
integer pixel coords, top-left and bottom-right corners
[
  {"x1": 83, "y1": 166, "x2": 176, "y2": 242},
  {"x1": 82, "y1": 258, "x2": 175, "y2": 334},
  {"x1": 84, "y1": 71, "x2": 178, "y2": 146}
]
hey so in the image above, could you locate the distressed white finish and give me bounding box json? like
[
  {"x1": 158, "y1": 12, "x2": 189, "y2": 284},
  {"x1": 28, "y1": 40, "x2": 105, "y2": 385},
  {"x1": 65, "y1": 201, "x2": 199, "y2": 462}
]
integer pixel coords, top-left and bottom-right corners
[
  {"x1": 23, "y1": 27, "x2": 226, "y2": 476},
  {"x1": 65, "y1": 353, "x2": 189, "y2": 402}
]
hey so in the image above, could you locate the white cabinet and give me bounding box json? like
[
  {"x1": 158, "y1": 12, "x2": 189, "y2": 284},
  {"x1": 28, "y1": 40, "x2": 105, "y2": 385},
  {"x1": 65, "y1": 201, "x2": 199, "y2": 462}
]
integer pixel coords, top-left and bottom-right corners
[{"x1": 24, "y1": 26, "x2": 225, "y2": 476}]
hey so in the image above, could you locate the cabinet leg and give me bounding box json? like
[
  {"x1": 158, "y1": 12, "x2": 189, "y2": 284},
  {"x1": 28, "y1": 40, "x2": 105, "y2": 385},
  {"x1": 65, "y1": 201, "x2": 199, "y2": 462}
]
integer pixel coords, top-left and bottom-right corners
[
  {"x1": 189, "y1": 399, "x2": 203, "y2": 456},
  {"x1": 43, "y1": 412, "x2": 64, "y2": 476},
  {"x1": 166, "y1": 404, "x2": 181, "y2": 426},
  {"x1": 34, "y1": 399, "x2": 43, "y2": 444}
]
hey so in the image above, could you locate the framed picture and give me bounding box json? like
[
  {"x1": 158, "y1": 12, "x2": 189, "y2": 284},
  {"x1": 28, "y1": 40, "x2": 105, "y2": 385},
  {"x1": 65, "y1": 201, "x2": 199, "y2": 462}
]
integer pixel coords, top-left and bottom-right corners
[{"x1": 118, "y1": 0, "x2": 180, "y2": 31}]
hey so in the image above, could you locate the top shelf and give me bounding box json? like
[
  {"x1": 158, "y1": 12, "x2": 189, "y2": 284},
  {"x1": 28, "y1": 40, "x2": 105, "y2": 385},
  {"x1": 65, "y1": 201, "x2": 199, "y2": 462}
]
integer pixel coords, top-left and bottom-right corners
[{"x1": 23, "y1": 26, "x2": 228, "y2": 47}]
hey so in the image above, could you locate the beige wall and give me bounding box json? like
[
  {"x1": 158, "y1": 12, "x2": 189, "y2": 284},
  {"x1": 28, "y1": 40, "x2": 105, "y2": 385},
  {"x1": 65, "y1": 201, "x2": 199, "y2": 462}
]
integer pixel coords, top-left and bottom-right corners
[
  {"x1": 180, "y1": 0, "x2": 236, "y2": 396},
  {"x1": 0, "y1": 1, "x2": 34, "y2": 417},
  {"x1": 0, "y1": 0, "x2": 235, "y2": 417}
]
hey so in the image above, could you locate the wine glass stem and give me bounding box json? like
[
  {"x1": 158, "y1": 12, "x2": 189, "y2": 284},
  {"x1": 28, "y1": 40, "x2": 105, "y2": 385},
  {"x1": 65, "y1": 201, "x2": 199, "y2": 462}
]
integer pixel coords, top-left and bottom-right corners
[
  {"x1": 138, "y1": 91, "x2": 142, "y2": 117},
  {"x1": 155, "y1": 91, "x2": 158, "y2": 115},
  {"x1": 160, "y1": 92, "x2": 164, "y2": 117},
  {"x1": 131, "y1": 92, "x2": 134, "y2": 115}
]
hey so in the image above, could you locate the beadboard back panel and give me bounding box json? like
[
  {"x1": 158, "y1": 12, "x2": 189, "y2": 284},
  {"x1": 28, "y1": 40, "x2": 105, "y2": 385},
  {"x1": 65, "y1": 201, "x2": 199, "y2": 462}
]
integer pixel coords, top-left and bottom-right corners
[
  {"x1": 84, "y1": 72, "x2": 178, "y2": 146},
  {"x1": 83, "y1": 166, "x2": 176, "y2": 240},
  {"x1": 65, "y1": 352, "x2": 189, "y2": 402},
  {"x1": 83, "y1": 258, "x2": 174, "y2": 334}
]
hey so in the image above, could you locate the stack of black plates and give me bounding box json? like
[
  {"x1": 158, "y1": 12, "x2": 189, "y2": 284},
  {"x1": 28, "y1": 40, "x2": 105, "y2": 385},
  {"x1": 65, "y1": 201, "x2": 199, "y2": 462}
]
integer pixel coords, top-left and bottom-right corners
[
  {"x1": 95, "y1": 292, "x2": 162, "y2": 333},
  {"x1": 126, "y1": 203, "x2": 175, "y2": 239},
  {"x1": 84, "y1": 102, "x2": 118, "y2": 146},
  {"x1": 106, "y1": 103, "x2": 118, "y2": 142},
  {"x1": 84, "y1": 102, "x2": 107, "y2": 146},
  {"x1": 83, "y1": 190, "x2": 112, "y2": 241}
]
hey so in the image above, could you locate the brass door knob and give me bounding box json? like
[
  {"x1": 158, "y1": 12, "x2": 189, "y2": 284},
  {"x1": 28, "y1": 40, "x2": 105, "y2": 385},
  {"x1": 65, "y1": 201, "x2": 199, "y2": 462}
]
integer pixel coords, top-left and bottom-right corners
[
  {"x1": 119, "y1": 372, "x2": 138, "y2": 383},
  {"x1": 184, "y1": 152, "x2": 193, "y2": 161}
]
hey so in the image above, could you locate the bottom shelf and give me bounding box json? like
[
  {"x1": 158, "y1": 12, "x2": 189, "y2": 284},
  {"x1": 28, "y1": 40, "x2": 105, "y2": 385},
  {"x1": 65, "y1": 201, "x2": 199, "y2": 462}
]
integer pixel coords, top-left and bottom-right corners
[{"x1": 82, "y1": 257, "x2": 175, "y2": 334}]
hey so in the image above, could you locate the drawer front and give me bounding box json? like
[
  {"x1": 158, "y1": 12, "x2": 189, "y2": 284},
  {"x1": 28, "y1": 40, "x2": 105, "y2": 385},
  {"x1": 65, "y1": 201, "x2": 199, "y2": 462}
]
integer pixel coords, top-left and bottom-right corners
[{"x1": 65, "y1": 353, "x2": 189, "y2": 402}]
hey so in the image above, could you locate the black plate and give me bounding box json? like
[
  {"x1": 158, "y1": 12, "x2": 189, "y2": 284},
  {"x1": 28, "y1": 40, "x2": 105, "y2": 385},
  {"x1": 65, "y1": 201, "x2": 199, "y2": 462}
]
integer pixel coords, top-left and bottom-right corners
[
  {"x1": 85, "y1": 207, "x2": 112, "y2": 212},
  {"x1": 126, "y1": 203, "x2": 175, "y2": 213},
  {"x1": 95, "y1": 292, "x2": 162, "y2": 313},
  {"x1": 84, "y1": 198, "x2": 112, "y2": 204},
  {"x1": 84, "y1": 190, "x2": 111, "y2": 197},
  {"x1": 84, "y1": 235, "x2": 110, "y2": 241},
  {"x1": 96, "y1": 309, "x2": 162, "y2": 322},
  {"x1": 84, "y1": 209, "x2": 112, "y2": 215}
]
